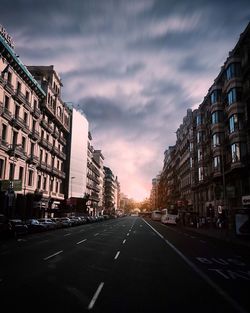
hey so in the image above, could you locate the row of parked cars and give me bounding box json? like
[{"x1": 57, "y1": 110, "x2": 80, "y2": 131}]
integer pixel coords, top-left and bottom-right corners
[{"x1": 0, "y1": 214, "x2": 111, "y2": 238}]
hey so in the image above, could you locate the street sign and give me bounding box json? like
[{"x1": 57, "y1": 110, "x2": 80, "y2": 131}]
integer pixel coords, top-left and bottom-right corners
[{"x1": 0, "y1": 180, "x2": 22, "y2": 191}]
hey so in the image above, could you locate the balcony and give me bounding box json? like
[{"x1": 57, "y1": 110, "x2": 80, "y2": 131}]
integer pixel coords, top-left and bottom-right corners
[
  {"x1": 14, "y1": 89, "x2": 26, "y2": 104},
  {"x1": 40, "y1": 120, "x2": 53, "y2": 133},
  {"x1": 8, "y1": 144, "x2": 27, "y2": 160},
  {"x1": 51, "y1": 145, "x2": 60, "y2": 155},
  {"x1": 4, "y1": 80, "x2": 15, "y2": 95},
  {"x1": 29, "y1": 129, "x2": 40, "y2": 141},
  {"x1": 52, "y1": 129, "x2": 60, "y2": 139},
  {"x1": 22, "y1": 122, "x2": 30, "y2": 135},
  {"x1": 37, "y1": 161, "x2": 47, "y2": 171},
  {"x1": 0, "y1": 138, "x2": 9, "y2": 151},
  {"x1": 2, "y1": 107, "x2": 12, "y2": 121},
  {"x1": 58, "y1": 150, "x2": 66, "y2": 160},
  {"x1": 58, "y1": 170, "x2": 66, "y2": 179},
  {"x1": 0, "y1": 76, "x2": 6, "y2": 87},
  {"x1": 11, "y1": 115, "x2": 25, "y2": 129},
  {"x1": 39, "y1": 138, "x2": 49, "y2": 149},
  {"x1": 31, "y1": 107, "x2": 41, "y2": 119},
  {"x1": 39, "y1": 138, "x2": 53, "y2": 151},
  {"x1": 27, "y1": 154, "x2": 39, "y2": 165},
  {"x1": 52, "y1": 168, "x2": 59, "y2": 176},
  {"x1": 58, "y1": 136, "x2": 67, "y2": 145},
  {"x1": 23, "y1": 98, "x2": 32, "y2": 111}
]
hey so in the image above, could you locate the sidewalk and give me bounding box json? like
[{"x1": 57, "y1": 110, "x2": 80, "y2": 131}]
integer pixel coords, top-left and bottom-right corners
[{"x1": 182, "y1": 225, "x2": 250, "y2": 248}]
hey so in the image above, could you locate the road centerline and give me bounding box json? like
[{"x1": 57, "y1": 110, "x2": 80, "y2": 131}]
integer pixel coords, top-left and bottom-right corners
[
  {"x1": 88, "y1": 282, "x2": 104, "y2": 310},
  {"x1": 43, "y1": 250, "x2": 63, "y2": 261},
  {"x1": 76, "y1": 239, "x2": 87, "y2": 245},
  {"x1": 114, "y1": 251, "x2": 120, "y2": 260}
]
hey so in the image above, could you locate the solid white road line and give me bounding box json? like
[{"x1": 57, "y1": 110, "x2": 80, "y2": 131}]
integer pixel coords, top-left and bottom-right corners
[
  {"x1": 122, "y1": 239, "x2": 126, "y2": 244},
  {"x1": 142, "y1": 219, "x2": 248, "y2": 313},
  {"x1": 114, "y1": 251, "x2": 120, "y2": 260},
  {"x1": 64, "y1": 233, "x2": 71, "y2": 237},
  {"x1": 88, "y1": 282, "x2": 104, "y2": 310},
  {"x1": 76, "y1": 239, "x2": 87, "y2": 245},
  {"x1": 43, "y1": 250, "x2": 63, "y2": 261}
]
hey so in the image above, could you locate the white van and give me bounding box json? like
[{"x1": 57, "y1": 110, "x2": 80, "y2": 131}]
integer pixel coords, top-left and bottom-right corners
[
  {"x1": 161, "y1": 208, "x2": 179, "y2": 225},
  {"x1": 151, "y1": 210, "x2": 162, "y2": 221}
]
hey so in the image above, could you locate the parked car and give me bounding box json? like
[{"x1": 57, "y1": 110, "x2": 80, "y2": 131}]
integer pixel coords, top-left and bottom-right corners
[
  {"x1": 59, "y1": 217, "x2": 72, "y2": 227},
  {"x1": 25, "y1": 219, "x2": 47, "y2": 233},
  {"x1": 38, "y1": 218, "x2": 56, "y2": 230},
  {"x1": 51, "y1": 218, "x2": 64, "y2": 228},
  {"x1": 9, "y1": 219, "x2": 28, "y2": 236}
]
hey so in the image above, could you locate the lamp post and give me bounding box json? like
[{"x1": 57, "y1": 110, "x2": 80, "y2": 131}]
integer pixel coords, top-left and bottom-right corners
[
  {"x1": 70, "y1": 176, "x2": 75, "y2": 216},
  {"x1": 71, "y1": 176, "x2": 75, "y2": 198}
]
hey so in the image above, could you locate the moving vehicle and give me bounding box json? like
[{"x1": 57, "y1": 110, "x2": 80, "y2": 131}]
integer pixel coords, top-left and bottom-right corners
[
  {"x1": 151, "y1": 210, "x2": 162, "y2": 221},
  {"x1": 161, "y1": 208, "x2": 179, "y2": 225}
]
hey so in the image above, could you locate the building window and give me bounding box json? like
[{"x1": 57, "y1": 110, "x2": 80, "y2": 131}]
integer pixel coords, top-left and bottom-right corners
[
  {"x1": 23, "y1": 112, "x2": 28, "y2": 125},
  {"x1": 229, "y1": 114, "x2": 244, "y2": 133},
  {"x1": 25, "y1": 91, "x2": 30, "y2": 102},
  {"x1": 227, "y1": 88, "x2": 241, "y2": 106},
  {"x1": 210, "y1": 89, "x2": 221, "y2": 104},
  {"x1": 15, "y1": 104, "x2": 20, "y2": 118},
  {"x1": 1, "y1": 124, "x2": 7, "y2": 141},
  {"x1": 212, "y1": 132, "x2": 224, "y2": 147},
  {"x1": 43, "y1": 177, "x2": 47, "y2": 190},
  {"x1": 40, "y1": 149, "x2": 43, "y2": 162},
  {"x1": 196, "y1": 114, "x2": 203, "y2": 126},
  {"x1": 226, "y1": 63, "x2": 241, "y2": 80},
  {"x1": 21, "y1": 136, "x2": 26, "y2": 151},
  {"x1": 50, "y1": 179, "x2": 54, "y2": 192},
  {"x1": 197, "y1": 148, "x2": 203, "y2": 161},
  {"x1": 189, "y1": 142, "x2": 193, "y2": 152},
  {"x1": 19, "y1": 166, "x2": 24, "y2": 182},
  {"x1": 0, "y1": 159, "x2": 4, "y2": 179},
  {"x1": 198, "y1": 167, "x2": 204, "y2": 181},
  {"x1": 7, "y1": 71, "x2": 12, "y2": 83},
  {"x1": 30, "y1": 142, "x2": 35, "y2": 156},
  {"x1": 12, "y1": 131, "x2": 18, "y2": 146},
  {"x1": 45, "y1": 152, "x2": 48, "y2": 164},
  {"x1": 56, "y1": 181, "x2": 59, "y2": 193},
  {"x1": 28, "y1": 170, "x2": 33, "y2": 186},
  {"x1": 37, "y1": 175, "x2": 41, "y2": 189},
  {"x1": 4, "y1": 95, "x2": 10, "y2": 109},
  {"x1": 211, "y1": 111, "x2": 224, "y2": 124},
  {"x1": 197, "y1": 131, "x2": 205, "y2": 143},
  {"x1": 33, "y1": 99, "x2": 37, "y2": 110},
  {"x1": 9, "y1": 163, "x2": 15, "y2": 180},
  {"x1": 231, "y1": 142, "x2": 247, "y2": 163},
  {"x1": 213, "y1": 156, "x2": 221, "y2": 170},
  {"x1": 17, "y1": 81, "x2": 21, "y2": 91}
]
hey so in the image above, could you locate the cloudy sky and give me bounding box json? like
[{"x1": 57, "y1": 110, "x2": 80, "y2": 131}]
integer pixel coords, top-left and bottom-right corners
[{"x1": 1, "y1": 0, "x2": 250, "y2": 200}]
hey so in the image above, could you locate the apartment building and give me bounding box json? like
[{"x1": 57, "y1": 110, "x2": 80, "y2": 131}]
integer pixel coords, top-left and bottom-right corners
[
  {"x1": 67, "y1": 107, "x2": 89, "y2": 202},
  {"x1": 0, "y1": 30, "x2": 47, "y2": 218},
  {"x1": 92, "y1": 150, "x2": 105, "y2": 215},
  {"x1": 103, "y1": 166, "x2": 115, "y2": 214},
  {"x1": 156, "y1": 22, "x2": 250, "y2": 225},
  {"x1": 26, "y1": 66, "x2": 71, "y2": 217}
]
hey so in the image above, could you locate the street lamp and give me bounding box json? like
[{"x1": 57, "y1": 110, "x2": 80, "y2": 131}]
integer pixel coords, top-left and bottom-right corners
[{"x1": 71, "y1": 176, "x2": 75, "y2": 198}]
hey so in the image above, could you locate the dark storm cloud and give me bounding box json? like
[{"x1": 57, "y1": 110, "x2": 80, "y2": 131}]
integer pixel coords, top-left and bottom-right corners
[{"x1": 63, "y1": 61, "x2": 145, "y2": 80}]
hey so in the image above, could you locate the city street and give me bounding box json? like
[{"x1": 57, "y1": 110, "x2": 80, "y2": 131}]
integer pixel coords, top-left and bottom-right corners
[{"x1": 0, "y1": 216, "x2": 250, "y2": 313}]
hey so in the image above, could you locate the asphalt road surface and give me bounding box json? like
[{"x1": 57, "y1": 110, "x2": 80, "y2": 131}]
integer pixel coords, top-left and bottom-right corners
[{"x1": 0, "y1": 216, "x2": 249, "y2": 313}]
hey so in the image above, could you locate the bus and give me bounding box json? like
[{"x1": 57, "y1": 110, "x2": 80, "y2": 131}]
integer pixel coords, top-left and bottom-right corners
[
  {"x1": 161, "y1": 208, "x2": 179, "y2": 225},
  {"x1": 151, "y1": 210, "x2": 162, "y2": 221}
]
